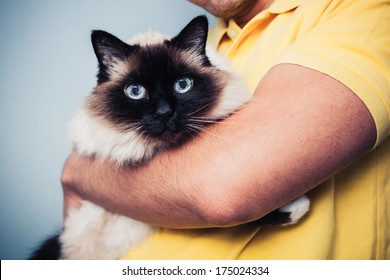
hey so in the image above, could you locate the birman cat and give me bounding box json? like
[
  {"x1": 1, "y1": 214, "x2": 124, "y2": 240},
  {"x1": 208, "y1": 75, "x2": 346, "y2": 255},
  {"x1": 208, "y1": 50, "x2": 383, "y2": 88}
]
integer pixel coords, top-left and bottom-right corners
[{"x1": 30, "y1": 16, "x2": 309, "y2": 260}]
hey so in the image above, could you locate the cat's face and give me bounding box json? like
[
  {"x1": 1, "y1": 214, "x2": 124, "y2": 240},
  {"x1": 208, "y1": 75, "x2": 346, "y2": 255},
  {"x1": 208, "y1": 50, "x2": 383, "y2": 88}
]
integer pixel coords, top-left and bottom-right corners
[{"x1": 87, "y1": 16, "x2": 228, "y2": 145}]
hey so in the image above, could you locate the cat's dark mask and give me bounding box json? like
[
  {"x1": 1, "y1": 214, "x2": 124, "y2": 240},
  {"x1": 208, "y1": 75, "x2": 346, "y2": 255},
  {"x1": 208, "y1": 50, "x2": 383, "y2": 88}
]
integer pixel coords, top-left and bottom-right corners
[{"x1": 87, "y1": 16, "x2": 227, "y2": 144}]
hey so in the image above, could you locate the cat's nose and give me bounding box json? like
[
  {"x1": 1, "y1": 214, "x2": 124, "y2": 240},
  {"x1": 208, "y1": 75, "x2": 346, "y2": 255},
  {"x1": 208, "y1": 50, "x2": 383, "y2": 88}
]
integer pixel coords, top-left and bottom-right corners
[
  {"x1": 154, "y1": 108, "x2": 173, "y2": 122},
  {"x1": 154, "y1": 100, "x2": 173, "y2": 121}
]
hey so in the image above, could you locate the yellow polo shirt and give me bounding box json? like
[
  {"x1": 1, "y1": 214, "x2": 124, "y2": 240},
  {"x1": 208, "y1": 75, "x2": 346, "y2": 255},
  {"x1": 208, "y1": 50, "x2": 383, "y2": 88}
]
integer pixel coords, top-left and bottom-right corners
[{"x1": 122, "y1": 0, "x2": 390, "y2": 259}]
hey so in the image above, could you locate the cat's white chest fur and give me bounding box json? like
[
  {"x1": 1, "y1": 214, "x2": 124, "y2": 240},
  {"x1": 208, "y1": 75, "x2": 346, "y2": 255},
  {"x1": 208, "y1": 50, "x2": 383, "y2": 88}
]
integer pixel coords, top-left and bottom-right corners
[{"x1": 60, "y1": 201, "x2": 152, "y2": 259}]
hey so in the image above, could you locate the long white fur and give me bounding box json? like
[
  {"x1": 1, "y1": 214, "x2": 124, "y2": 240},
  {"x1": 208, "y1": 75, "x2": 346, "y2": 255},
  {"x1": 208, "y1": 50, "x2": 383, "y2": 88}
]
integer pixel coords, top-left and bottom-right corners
[
  {"x1": 68, "y1": 108, "x2": 160, "y2": 164},
  {"x1": 61, "y1": 201, "x2": 152, "y2": 259}
]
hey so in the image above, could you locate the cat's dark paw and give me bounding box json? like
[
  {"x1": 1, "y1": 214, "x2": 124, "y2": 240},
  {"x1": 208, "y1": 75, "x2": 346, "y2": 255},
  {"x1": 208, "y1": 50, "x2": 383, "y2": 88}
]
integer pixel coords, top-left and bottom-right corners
[{"x1": 251, "y1": 195, "x2": 310, "y2": 226}]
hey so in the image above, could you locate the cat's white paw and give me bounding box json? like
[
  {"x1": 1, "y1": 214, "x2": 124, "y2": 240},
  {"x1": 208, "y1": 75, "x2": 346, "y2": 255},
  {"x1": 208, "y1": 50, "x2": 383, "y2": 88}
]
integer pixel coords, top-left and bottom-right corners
[{"x1": 278, "y1": 195, "x2": 310, "y2": 226}]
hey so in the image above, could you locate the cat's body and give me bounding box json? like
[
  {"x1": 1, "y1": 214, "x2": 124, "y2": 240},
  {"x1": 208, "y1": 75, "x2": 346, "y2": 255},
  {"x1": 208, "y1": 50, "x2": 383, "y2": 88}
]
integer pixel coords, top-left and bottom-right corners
[{"x1": 30, "y1": 16, "x2": 309, "y2": 260}]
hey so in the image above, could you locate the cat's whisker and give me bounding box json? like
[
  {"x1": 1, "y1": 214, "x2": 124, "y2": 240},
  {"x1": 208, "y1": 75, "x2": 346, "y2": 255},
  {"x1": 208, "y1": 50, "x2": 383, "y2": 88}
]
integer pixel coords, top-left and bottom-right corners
[
  {"x1": 184, "y1": 124, "x2": 201, "y2": 133},
  {"x1": 185, "y1": 126, "x2": 212, "y2": 141},
  {"x1": 121, "y1": 124, "x2": 143, "y2": 134},
  {"x1": 187, "y1": 104, "x2": 211, "y2": 117},
  {"x1": 188, "y1": 117, "x2": 240, "y2": 125},
  {"x1": 184, "y1": 127, "x2": 200, "y2": 139},
  {"x1": 200, "y1": 126, "x2": 220, "y2": 138},
  {"x1": 188, "y1": 118, "x2": 219, "y2": 124},
  {"x1": 186, "y1": 123, "x2": 220, "y2": 138}
]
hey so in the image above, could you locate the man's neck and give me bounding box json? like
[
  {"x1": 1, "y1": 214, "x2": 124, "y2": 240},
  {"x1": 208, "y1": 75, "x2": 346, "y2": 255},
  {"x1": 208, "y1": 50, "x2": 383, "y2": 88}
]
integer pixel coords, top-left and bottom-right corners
[{"x1": 234, "y1": 0, "x2": 274, "y2": 27}]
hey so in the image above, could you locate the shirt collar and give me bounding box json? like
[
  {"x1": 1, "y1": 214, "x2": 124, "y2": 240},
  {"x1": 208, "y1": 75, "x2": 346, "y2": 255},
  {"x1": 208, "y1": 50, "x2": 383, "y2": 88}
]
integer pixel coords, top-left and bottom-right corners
[
  {"x1": 210, "y1": 0, "x2": 308, "y2": 46},
  {"x1": 267, "y1": 0, "x2": 308, "y2": 14}
]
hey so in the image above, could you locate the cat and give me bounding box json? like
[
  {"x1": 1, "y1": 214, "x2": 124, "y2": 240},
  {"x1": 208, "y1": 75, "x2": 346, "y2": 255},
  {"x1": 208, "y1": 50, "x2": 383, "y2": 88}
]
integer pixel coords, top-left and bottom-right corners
[{"x1": 30, "y1": 15, "x2": 310, "y2": 260}]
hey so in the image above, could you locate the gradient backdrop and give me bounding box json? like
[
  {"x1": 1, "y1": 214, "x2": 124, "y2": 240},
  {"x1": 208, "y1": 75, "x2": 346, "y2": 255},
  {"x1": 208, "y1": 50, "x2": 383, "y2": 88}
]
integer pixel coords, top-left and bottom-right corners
[{"x1": 0, "y1": 0, "x2": 210, "y2": 259}]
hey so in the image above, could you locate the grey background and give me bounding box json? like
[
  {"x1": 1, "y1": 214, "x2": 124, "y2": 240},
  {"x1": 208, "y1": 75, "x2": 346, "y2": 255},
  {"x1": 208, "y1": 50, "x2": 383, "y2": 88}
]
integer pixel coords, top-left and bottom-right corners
[{"x1": 0, "y1": 0, "x2": 210, "y2": 260}]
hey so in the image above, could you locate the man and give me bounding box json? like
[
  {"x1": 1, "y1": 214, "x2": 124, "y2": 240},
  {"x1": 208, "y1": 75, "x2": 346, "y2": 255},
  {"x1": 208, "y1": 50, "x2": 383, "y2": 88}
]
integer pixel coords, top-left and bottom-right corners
[{"x1": 62, "y1": 0, "x2": 390, "y2": 259}]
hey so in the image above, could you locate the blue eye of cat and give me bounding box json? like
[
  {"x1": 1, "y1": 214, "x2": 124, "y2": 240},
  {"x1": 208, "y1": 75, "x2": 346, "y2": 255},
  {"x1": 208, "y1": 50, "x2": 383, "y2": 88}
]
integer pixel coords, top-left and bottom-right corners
[
  {"x1": 124, "y1": 84, "x2": 147, "y2": 100},
  {"x1": 173, "y1": 77, "x2": 193, "y2": 94}
]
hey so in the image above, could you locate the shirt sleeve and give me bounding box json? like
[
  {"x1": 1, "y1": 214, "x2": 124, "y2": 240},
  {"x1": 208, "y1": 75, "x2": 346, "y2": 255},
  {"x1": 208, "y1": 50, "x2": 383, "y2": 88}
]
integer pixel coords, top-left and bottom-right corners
[{"x1": 274, "y1": 2, "x2": 390, "y2": 146}]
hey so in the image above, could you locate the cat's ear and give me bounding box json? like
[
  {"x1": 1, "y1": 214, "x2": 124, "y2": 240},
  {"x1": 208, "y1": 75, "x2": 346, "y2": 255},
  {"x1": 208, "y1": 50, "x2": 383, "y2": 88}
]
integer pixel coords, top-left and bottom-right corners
[
  {"x1": 91, "y1": 30, "x2": 135, "y2": 82},
  {"x1": 171, "y1": 15, "x2": 209, "y2": 56}
]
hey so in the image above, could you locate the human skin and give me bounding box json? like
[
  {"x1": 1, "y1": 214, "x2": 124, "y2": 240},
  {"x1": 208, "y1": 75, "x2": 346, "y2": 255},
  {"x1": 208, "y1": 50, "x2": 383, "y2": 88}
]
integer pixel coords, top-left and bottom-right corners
[
  {"x1": 187, "y1": 0, "x2": 275, "y2": 27},
  {"x1": 61, "y1": 63, "x2": 376, "y2": 228}
]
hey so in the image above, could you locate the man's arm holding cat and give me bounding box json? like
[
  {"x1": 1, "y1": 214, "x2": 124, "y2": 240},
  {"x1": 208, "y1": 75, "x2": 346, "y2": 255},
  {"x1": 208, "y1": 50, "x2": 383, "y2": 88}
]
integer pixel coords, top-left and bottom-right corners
[{"x1": 61, "y1": 63, "x2": 376, "y2": 228}]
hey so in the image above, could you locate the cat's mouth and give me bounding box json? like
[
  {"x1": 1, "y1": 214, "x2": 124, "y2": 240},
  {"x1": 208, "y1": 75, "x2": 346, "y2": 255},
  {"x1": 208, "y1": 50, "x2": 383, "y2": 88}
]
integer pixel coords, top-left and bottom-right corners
[
  {"x1": 148, "y1": 128, "x2": 184, "y2": 143},
  {"x1": 142, "y1": 115, "x2": 185, "y2": 142}
]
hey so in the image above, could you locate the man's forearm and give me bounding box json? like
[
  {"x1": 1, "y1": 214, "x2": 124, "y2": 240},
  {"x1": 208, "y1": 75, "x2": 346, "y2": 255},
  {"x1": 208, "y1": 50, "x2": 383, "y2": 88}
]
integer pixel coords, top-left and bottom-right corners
[
  {"x1": 62, "y1": 64, "x2": 376, "y2": 228},
  {"x1": 62, "y1": 150, "x2": 208, "y2": 227}
]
